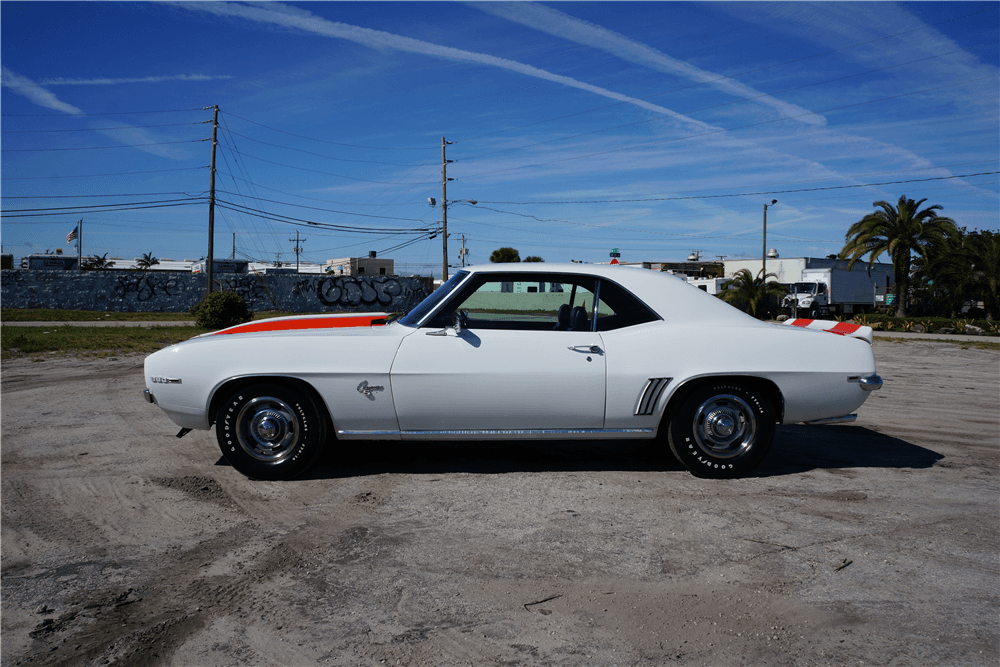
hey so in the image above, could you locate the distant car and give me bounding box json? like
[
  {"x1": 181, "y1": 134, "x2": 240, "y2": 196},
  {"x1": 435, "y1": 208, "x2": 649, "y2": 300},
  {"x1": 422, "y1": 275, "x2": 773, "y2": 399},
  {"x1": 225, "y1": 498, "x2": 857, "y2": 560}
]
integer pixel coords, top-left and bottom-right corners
[{"x1": 143, "y1": 263, "x2": 881, "y2": 480}]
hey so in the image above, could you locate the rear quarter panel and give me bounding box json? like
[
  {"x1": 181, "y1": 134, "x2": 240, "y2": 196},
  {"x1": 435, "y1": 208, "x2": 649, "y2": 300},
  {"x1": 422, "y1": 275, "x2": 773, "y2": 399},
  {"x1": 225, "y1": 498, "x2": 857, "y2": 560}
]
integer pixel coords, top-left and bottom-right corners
[{"x1": 603, "y1": 320, "x2": 877, "y2": 429}]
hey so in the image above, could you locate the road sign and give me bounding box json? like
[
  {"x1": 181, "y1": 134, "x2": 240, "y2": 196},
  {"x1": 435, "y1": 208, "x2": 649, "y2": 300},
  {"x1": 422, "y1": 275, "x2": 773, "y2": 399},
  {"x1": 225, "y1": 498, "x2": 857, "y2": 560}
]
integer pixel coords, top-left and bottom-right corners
[{"x1": 610, "y1": 258, "x2": 620, "y2": 265}]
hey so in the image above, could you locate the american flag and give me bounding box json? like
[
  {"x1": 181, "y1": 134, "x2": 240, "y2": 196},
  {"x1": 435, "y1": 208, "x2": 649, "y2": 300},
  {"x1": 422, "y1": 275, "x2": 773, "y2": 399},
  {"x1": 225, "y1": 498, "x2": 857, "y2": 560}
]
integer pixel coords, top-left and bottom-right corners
[{"x1": 66, "y1": 225, "x2": 79, "y2": 244}]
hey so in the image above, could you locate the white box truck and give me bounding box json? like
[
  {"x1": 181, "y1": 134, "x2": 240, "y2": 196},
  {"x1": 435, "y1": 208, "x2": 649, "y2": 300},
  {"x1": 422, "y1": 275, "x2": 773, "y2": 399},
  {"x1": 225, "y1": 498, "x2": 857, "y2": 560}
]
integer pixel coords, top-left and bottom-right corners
[{"x1": 783, "y1": 265, "x2": 893, "y2": 318}]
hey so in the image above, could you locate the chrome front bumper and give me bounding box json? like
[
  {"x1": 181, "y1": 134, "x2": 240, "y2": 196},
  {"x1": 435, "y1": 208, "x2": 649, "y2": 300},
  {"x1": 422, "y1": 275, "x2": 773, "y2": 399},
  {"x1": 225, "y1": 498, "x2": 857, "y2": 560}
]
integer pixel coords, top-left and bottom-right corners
[{"x1": 142, "y1": 389, "x2": 155, "y2": 404}]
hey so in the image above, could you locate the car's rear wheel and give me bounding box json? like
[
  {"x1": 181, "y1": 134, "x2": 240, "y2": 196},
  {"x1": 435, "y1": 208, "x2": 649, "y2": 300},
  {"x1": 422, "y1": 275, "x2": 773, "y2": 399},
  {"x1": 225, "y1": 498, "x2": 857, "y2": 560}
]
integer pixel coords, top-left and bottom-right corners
[
  {"x1": 666, "y1": 382, "x2": 775, "y2": 479},
  {"x1": 215, "y1": 383, "x2": 327, "y2": 480}
]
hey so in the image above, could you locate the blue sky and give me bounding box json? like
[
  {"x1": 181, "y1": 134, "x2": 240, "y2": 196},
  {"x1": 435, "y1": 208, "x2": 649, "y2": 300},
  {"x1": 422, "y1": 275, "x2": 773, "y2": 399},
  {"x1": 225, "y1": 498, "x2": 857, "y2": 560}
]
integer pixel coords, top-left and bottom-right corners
[{"x1": 2, "y1": 1, "x2": 998, "y2": 277}]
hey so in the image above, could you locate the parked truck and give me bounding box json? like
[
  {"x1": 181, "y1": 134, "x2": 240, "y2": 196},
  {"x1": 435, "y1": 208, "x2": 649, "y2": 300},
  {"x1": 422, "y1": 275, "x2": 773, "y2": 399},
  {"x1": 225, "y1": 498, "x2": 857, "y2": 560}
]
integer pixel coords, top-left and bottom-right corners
[{"x1": 782, "y1": 265, "x2": 894, "y2": 318}]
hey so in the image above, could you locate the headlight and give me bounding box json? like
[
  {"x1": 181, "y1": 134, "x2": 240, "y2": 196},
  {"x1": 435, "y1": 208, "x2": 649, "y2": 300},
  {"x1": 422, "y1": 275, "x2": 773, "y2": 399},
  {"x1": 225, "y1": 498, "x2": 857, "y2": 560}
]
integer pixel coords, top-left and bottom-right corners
[{"x1": 799, "y1": 298, "x2": 813, "y2": 306}]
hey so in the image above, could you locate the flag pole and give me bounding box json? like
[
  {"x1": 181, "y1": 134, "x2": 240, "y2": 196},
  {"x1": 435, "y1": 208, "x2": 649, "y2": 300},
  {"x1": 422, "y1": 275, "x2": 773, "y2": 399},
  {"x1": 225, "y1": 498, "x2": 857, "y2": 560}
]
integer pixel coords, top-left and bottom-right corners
[{"x1": 77, "y1": 218, "x2": 83, "y2": 271}]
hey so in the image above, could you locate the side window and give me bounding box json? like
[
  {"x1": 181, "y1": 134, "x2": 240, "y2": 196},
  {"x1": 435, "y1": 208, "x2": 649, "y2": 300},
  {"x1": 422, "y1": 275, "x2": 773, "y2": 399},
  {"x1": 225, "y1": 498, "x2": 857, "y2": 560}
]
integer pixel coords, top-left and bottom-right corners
[
  {"x1": 424, "y1": 274, "x2": 597, "y2": 331},
  {"x1": 594, "y1": 279, "x2": 660, "y2": 331}
]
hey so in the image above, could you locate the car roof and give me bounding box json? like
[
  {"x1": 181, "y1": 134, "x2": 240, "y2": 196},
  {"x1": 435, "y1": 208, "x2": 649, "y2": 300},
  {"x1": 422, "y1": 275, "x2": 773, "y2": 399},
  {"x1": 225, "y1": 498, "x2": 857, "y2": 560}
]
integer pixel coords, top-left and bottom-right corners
[{"x1": 459, "y1": 263, "x2": 755, "y2": 325}]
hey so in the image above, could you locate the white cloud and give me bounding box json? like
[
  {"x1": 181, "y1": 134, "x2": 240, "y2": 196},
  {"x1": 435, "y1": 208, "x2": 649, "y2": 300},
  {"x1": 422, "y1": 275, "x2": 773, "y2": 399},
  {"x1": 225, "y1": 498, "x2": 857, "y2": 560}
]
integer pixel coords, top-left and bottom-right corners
[
  {"x1": 40, "y1": 74, "x2": 234, "y2": 86},
  {"x1": 172, "y1": 1, "x2": 716, "y2": 135},
  {"x1": 470, "y1": 1, "x2": 826, "y2": 126},
  {"x1": 1, "y1": 66, "x2": 83, "y2": 114}
]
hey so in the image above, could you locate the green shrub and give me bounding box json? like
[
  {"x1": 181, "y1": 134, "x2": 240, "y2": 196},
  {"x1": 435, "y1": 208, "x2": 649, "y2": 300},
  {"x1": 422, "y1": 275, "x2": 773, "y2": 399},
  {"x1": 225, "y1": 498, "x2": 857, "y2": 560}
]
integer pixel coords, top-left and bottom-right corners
[{"x1": 190, "y1": 291, "x2": 252, "y2": 330}]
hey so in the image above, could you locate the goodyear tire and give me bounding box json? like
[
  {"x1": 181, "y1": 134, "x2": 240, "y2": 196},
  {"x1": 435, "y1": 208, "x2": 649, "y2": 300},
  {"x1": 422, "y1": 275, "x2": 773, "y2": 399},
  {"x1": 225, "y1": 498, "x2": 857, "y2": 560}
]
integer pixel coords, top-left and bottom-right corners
[
  {"x1": 216, "y1": 383, "x2": 327, "y2": 480},
  {"x1": 667, "y1": 383, "x2": 775, "y2": 479}
]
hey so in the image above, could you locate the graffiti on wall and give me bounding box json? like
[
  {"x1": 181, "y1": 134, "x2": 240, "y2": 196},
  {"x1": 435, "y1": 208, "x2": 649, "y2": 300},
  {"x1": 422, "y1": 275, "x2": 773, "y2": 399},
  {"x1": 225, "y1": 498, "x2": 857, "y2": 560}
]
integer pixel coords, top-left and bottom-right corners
[
  {"x1": 316, "y1": 276, "x2": 404, "y2": 307},
  {"x1": 218, "y1": 275, "x2": 266, "y2": 304},
  {"x1": 1, "y1": 270, "x2": 24, "y2": 288},
  {"x1": 1, "y1": 270, "x2": 429, "y2": 314},
  {"x1": 114, "y1": 273, "x2": 179, "y2": 302}
]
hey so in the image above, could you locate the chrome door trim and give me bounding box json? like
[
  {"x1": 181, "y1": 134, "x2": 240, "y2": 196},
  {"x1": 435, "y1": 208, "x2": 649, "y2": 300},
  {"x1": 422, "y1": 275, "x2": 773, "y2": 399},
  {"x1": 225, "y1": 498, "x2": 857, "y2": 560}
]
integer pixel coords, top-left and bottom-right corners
[{"x1": 339, "y1": 427, "x2": 654, "y2": 440}]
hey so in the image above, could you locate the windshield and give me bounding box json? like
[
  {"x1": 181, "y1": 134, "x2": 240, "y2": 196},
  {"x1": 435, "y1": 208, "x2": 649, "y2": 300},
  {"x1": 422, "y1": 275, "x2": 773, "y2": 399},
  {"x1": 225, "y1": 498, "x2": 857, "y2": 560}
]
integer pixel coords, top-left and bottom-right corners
[
  {"x1": 789, "y1": 282, "x2": 818, "y2": 294},
  {"x1": 398, "y1": 271, "x2": 469, "y2": 328}
]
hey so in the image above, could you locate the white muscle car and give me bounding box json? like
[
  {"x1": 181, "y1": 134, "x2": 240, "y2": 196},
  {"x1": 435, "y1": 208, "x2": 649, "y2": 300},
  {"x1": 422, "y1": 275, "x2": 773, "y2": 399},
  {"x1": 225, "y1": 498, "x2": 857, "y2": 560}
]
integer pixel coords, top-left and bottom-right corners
[{"x1": 143, "y1": 263, "x2": 882, "y2": 480}]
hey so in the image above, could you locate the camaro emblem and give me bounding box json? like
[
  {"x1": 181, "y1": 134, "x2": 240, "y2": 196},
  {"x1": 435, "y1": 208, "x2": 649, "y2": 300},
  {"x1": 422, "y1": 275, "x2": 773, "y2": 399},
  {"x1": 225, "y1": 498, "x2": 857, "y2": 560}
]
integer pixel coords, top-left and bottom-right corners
[
  {"x1": 357, "y1": 380, "x2": 384, "y2": 401},
  {"x1": 150, "y1": 376, "x2": 182, "y2": 384}
]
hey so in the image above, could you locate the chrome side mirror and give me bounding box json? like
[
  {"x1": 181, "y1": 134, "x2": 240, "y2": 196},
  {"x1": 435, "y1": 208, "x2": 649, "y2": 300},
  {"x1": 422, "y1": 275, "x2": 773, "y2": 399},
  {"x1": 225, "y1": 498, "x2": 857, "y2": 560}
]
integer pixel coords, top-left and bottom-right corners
[{"x1": 452, "y1": 310, "x2": 462, "y2": 334}]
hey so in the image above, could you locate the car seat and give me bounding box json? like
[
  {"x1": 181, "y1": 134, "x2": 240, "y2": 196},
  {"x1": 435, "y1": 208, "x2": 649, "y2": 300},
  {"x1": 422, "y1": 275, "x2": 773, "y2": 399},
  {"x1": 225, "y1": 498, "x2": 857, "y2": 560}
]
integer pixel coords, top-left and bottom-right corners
[
  {"x1": 554, "y1": 304, "x2": 571, "y2": 330},
  {"x1": 569, "y1": 306, "x2": 589, "y2": 331}
]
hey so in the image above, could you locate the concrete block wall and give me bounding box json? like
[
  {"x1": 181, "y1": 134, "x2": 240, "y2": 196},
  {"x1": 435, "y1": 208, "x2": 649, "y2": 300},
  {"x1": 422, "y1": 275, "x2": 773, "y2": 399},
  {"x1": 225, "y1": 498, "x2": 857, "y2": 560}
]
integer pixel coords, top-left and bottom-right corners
[{"x1": 1, "y1": 270, "x2": 431, "y2": 314}]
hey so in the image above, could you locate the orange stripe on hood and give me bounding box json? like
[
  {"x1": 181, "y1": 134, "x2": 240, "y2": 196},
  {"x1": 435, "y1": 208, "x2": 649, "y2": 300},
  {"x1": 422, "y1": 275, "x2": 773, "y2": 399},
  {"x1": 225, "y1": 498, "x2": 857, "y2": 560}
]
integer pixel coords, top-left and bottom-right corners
[{"x1": 213, "y1": 315, "x2": 386, "y2": 335}]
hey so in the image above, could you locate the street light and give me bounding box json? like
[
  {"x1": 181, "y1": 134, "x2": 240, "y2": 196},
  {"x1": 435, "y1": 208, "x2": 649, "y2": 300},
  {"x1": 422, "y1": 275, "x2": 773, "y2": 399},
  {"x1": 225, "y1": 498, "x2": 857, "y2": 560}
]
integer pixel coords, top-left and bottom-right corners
[
  {"x1": 429, "y1": 197, "x2": 477, "y2": 280},
  {"x1": 763, "y1": 199, "x2": 777, "y2": 277}
]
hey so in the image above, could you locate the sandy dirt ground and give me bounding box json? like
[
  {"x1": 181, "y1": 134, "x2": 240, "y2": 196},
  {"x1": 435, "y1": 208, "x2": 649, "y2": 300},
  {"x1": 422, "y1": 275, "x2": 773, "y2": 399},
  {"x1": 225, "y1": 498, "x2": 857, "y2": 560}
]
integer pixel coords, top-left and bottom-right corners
[{"x1": 1, "y1": 339, "x2": 997, "y2": 667}]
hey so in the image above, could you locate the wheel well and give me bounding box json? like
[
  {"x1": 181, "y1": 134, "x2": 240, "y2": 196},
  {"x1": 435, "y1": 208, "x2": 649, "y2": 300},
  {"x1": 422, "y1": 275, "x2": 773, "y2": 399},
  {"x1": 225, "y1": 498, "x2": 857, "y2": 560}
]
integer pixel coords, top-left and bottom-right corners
[
  {"x1": 209, "y1": 376, "x2": 332, "y2": 430},
  {"x1": 659, "y1": 375, "x2": 784, "y2": 429}
]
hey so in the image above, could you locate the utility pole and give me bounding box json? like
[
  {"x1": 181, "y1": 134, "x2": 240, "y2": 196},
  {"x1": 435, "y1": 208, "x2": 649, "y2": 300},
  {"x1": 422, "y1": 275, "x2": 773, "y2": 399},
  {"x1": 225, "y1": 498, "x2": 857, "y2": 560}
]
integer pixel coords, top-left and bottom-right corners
[
  {"x1": 232, "y1": 233, "x2": 236, "y2": 260},
  {"x1": 288, "y1": 231, "x2": 305, "y2": 273},
  {"x1": 441, "y1": 137, "x2": 453, "y2": 281},
  {"x1": 762, "y1": 199, "x2": 777, "y2": 279},
  {"x1": 459, "y1": 234, "x2": 468, "y2": 268},
  {"x1": 207, "y1": 105, "x2": 219, "y2": 294}
]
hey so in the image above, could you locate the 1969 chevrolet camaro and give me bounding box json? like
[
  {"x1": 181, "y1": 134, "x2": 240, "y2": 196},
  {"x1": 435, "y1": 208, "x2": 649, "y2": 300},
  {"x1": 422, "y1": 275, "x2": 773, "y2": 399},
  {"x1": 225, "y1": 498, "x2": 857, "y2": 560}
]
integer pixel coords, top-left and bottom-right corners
[{"x1": 143, "y1": 263, "x2": 881, "y2": 480}]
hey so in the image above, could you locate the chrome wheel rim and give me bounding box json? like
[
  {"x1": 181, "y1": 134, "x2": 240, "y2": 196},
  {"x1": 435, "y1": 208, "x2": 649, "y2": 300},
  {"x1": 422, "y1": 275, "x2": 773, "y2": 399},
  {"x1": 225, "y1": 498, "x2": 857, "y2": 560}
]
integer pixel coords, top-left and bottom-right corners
[
  {"x1": 692, "y1": 394, "x2": 756, "y2": 459},
  {"x1": 235, "y1": 396, "x2": 299, "y2": 463}
]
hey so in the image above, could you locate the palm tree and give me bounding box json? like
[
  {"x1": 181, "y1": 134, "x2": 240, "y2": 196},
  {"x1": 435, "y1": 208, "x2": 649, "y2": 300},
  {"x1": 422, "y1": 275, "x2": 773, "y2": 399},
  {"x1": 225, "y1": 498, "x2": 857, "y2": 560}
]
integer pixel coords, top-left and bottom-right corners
[
  {"x1": 489, "y1": 247, "x2": 520, "y2": 263},
  {"x1": 841, "y1": 195, "x2": 957, "y2": 317},
  {"x1": 720, "y1": 269, "x2": 786, "y2": 320},
  {"x1": 136, "y1": 252, "x2": 160, "y2": 270},
  {"x1": 81, "y1": 253, "x2": 115, "y2": 270},
  {"x1": 968, "y1": 230, "x2": 1000, "y2": 318}
]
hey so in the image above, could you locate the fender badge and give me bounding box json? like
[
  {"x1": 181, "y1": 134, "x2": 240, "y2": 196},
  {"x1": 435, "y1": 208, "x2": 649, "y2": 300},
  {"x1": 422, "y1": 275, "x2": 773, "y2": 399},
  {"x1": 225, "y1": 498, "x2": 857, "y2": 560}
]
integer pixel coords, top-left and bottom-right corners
[
  {"x1": 150, "y1": 376, "x2": 182, "y2": 384},
  {"x1": 357, "y1": 380, "x2": 384, "y2": 401}
]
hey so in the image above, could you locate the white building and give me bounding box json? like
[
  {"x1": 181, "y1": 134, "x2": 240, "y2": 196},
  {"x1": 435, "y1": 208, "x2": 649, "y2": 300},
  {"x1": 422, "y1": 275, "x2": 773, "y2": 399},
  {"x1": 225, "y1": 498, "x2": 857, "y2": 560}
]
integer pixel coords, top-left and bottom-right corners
[
  {"x1": 722, "y1": 256, "x2": 891, "y2": 284},
  {"x1": 325, "y1": 255, "x2": 394, "y2": 277}
]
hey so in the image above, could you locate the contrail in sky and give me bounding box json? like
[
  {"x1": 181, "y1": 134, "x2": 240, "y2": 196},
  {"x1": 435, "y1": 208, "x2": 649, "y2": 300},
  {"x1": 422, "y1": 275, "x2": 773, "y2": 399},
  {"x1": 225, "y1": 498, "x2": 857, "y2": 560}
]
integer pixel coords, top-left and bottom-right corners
[
  {"x1": 174, "y1": 1, "x2": 716, "y2": 134},
  {"x1": 470, "y1": 1, "x2": 826, "y2": 126},
  {"x1": 1, "y1": 66, "x2": 83, "y2": 114},
  {"x1": 41, "y1": 74, "x2": 234, "y2": 86}
]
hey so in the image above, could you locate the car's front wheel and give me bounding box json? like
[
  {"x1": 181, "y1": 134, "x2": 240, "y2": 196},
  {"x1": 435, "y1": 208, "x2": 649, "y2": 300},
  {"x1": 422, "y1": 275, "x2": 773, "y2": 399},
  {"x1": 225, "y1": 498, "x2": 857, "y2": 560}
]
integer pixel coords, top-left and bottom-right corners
[
  {"x1": 215, "y1": 383, "x2": 327, "y2": 480},
  {"x1": 666, "y1": 382, "x2": 775, "y2": 479}
]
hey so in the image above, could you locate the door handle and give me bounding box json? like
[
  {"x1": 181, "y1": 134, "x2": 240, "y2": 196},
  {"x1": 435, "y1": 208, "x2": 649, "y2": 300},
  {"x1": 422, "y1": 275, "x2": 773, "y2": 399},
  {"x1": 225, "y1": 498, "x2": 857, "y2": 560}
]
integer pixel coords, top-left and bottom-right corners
[{"x1": 568, "y1": 345, "x2": 602, "y2": 354}]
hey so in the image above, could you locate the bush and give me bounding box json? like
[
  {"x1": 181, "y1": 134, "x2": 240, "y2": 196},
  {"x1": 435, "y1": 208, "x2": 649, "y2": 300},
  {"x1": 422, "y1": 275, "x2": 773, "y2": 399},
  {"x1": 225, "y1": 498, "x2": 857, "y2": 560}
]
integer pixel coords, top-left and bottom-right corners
[
  {"x1": 851, "y1": 313, "x2": 998, "y2": 336},
  {"x1": 190, "y1": 291, "x2": 252, "y2": 330}
]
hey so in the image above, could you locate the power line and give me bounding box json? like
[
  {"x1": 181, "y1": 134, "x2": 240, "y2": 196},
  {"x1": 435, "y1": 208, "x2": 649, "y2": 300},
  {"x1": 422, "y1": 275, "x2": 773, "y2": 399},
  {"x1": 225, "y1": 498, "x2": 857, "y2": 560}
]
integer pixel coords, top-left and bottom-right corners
[
  {"x1": 473, "y1": 171, "x2": 1000, "y2": 205},
  {"x1": 220, "y1": 110, "x2": 435, "y2": 151},
  {"x1": 215, "y1": 200, "x2": 435, "y2": 233},
  {"x1": 1, "y1": 201, "x2": 205, "y2": 218},
  {"x1": 1, "y1": 197, "x2": 208, "y2": 214},
  {"x1": 1, "y1": 121, "x2": 211, "y2": 133},
  {"x1": 214, "y1": 189, "x2": 440, "y2": 222},
  {"x1": 0, "y1": 167, "x2": 206, "y2": 180},
  {"x1": 1, "y1": 107, "x2": 204, "y2": 117},
  {"x1": 4, "y1": 138, "x2": 209, "y2": 152},
  {"x1": 215, "y1": 171, "x2": 435, "y2": 206},
  {"x1": 2, "y1": 191, "x2": 208, "y2": 199},
  {"x1": 233, "y1": 150, "x2": 439, "y2": 184},
  {"x1": 221, "y1": 128, "x2": 434, "y2": 167}
]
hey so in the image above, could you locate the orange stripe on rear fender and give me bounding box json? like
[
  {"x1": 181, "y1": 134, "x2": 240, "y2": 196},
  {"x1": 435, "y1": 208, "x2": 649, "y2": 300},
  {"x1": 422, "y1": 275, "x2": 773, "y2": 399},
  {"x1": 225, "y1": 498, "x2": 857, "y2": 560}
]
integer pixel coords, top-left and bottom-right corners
[
  {"x1": 828, "y1": 322, "x2": 861, "y2": 336},
  {"x1": 789, "y1": 319, "x2": 813, "y2": 327},
  {"x1": 214, "y1": 316, "x2": 386, "y2": 335}
]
